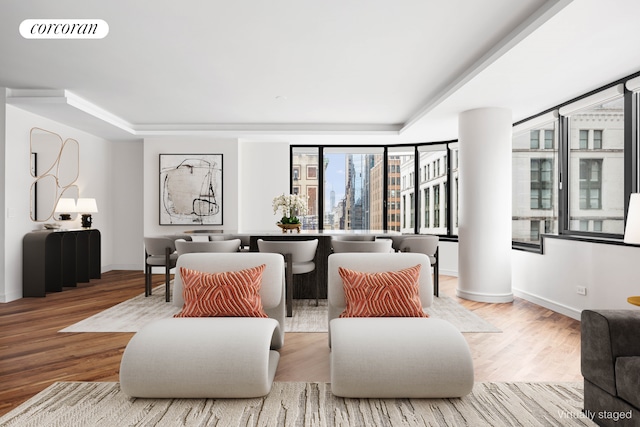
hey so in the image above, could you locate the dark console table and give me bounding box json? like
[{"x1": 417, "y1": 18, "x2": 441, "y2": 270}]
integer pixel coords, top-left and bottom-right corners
[{"x1": 23, "y1": 229, "x2": 101, "y2": 297}]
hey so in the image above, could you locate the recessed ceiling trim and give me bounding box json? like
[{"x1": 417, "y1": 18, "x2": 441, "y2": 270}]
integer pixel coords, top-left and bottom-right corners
[
  {"x1": 400, "y1": 0, "x2": 574, "y2": 135},
  {"x1": 134, "y1": 123, "x2": 401, "y2": 136},
  {"x1": 7, "y1": 88, "x2": 136, "y2": 135}
]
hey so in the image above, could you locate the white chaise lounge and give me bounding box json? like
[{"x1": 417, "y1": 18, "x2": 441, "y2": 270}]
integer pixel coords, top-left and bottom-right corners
[
  {"x1": 119, "y1": 252, "x2": 285, "y2": 398},
  {"x1": 328, "y1": 252, "x2": 474, "y2": 398}
]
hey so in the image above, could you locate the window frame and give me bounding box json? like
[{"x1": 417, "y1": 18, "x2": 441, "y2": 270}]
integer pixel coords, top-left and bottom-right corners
[{"x1": 289, "y1": 70, "x2": 640, "y2": 247}]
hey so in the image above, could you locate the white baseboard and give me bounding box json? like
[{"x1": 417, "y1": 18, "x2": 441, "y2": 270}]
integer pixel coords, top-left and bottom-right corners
[
  {"x1": 438, "y1": 268, "x2": 458, "y2": 277},
  {"x1": 512, "y1": 288, "x2": 581, "y2": 321},
  {"x1": 0, "y1": 290, "x2": 23, "y2": 303},
  {"x1": 102, "y1": 264, "x2": 142, "y2": 272}
]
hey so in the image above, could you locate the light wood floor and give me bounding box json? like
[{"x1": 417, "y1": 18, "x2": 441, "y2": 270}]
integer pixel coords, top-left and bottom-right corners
[{"x1": 0, "y1": 272, "x2": 582, "y2": 417}]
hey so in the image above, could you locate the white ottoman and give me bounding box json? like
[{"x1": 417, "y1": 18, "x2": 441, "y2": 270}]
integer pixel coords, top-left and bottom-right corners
[
  {"x1": 330, "y1": 317, "x2": 474, "y2": 398},
  {"x1": 120, "y1": 317, "x2": 280, "y2": 398}
]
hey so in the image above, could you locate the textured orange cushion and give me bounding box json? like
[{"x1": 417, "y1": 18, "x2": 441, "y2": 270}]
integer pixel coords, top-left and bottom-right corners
[
  {"x1": 338, "y1": 264, "x2": 428, "y2": 318},
  {"x1": 174, "y1": 265, "x2": 268, "y2": 318}
]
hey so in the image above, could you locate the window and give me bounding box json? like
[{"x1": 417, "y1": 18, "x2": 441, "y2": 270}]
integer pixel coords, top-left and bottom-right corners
[
  {"x1": 593, "y1": 130, "x2": 603, "y2": 149},
  {"x1": 391, "y1": 147, "x2": 415, "y2": 234},
  {"x1": 512, "y1": 114, "x2": 559, "y2": 244},
  {"x1": 579, "y1": 159, "x2": 602, "y2": 209},
  {"x1": 544, "y1": 130, "x2": 554, "y2": 149},
  {"x1": 530, "y1": 131, "x2": 540, "y2": 149},
  {"x1": 423, "y1": 188, "x2": 430, "y2": 228},
  {"x1": 418, "y1": 144, "x2": 448, "y2": 234},
  {"x1": 292, "y1": 73, "x2": 638, "y2": 244},
  {"x1": 567, "y1": 92, "x2": 624, "y2": 234},
  {"x1": 409, "y1": 193, "x2": 414, "y2": 228},
  {"x1": 323, "y1": 147, "x2": 383, "y2": 231},
  {"x1": 530, "y1": 159, "x2": 553, "y2": 210},
  {"x1": 402, "y1": 195, "x2": 406, "y2": 228},
  {"x1": 291, "y1": 147, "x2": 319, "y2": 230},
  {"x1": 434, "y1": 185, "x2": 440, "y2": 228},
  {"x1": 579, "y1": 130, "x2": 589, "y2": 149},
  {"x1": 530, "y1": 220, "x2": 540, "y2": 241}
]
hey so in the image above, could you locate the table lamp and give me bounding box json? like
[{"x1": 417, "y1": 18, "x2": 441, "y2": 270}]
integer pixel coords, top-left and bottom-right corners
[
  {"x1": 54, "y1": 198, "x2": 76, "y2": 221},
  {"x1": 76, "y1": 198, "x2": 98, "y2": 228},
  {"x1": 624, "y1": 193, "x2": 640, "y2": 306},
  {"x1": 624, "y1": 194, "x2": 640, "y2": 244}
]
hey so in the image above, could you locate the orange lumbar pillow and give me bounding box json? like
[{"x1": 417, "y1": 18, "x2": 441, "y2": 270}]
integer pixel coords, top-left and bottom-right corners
[
  {"x1": 174, "y1": 265, "x2": 268, "y2": 318},
  {"x1": 338, "y1": 264, "x2": 428, "y2": 318}
]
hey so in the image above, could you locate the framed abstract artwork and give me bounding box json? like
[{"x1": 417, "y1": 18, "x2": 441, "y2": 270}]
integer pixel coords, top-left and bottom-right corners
[{"x1": 159, "y1": 154, "x2": 223, "y2": 225}]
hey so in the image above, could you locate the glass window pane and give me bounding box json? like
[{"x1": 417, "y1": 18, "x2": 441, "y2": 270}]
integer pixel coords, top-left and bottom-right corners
[
  {"x1": 390, "y1": 148, "x2": 415, "y2": 233},
  {"x1": 513, "y1": 118, "x2": 559, "y2": 244},
  {"x1": 568, "y1": 94, "x2": 624, "y2": 234},
  {"x1": 544, "y1": 130, "x2": 554, "y2": 149},
  {"x1": 593, "y1": 130, "x2": 603, "y2": 149},
  {"x1": 324, "y1": 148, "x2": 384, "y2": 231},
  {"x1": 530, "y1": 130, "x2": 539, "y2": 149},
  {"x1": 579, "y1": 130, "x2": 588, "y2": 149},
  {"x1": 291, "y1": 147, "x2": 319, "y2": 230},
  {"x1": 418, "y1": 144, "x2": 449, "y2": 234}
]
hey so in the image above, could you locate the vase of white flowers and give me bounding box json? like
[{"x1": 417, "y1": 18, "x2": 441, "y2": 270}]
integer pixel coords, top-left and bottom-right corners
[{"x1": 272, "y1": 193, "x2": 308, "y2": 233}]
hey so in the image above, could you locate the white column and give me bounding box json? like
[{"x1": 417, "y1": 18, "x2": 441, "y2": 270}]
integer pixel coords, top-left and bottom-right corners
[{"x1": 457, "y1": 107, "x2": 513, "y2": 303}]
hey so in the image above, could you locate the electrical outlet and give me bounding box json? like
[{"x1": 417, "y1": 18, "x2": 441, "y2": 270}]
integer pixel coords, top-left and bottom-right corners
[{"x1": 576, "y1": 286, "x2": 587, "y2": 296}]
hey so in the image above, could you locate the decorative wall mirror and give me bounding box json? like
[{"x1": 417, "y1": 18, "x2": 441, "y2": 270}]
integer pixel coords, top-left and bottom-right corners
[
  {"x1": 30, "y1": 128, "x2": 80, "y2": 222},
  {"x1": 57, "y1": 138, "x2": 79, "y2": 187},
  {"x1": 30, "y1": 128, "x2": 62, "y2": 179}
]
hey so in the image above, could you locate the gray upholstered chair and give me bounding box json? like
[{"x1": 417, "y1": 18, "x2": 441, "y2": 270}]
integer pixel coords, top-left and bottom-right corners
[
  {"x1": 257, "y1": 239, "x2": 319, "y2": 317},
  {"x1": 230, "y1": 234, "x2": 251, "y2": 252},
  {"x1": 399, "y1": 235, "x2": 440, "y2": 296},
  {"x1": 581, "y1": 309, "x2": 640, "y2": 426},
  {"x1": 175, "y1": 239, "x2": 241, "y2": 255},
  {"x1": 331, "y1": 234, "x2": 376, "y2": 241},
  {"x1": 375, "y1": 235, "x2": 409, "y2": 252},
  {"x1": 331, "y1": 239, "x2": 392, "y2": 253},
  {"x1": 143, "y1": 237, "x2": 178, "y2": 302}
]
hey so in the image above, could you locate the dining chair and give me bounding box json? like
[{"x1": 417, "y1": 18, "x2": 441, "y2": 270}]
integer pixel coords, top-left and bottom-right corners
[
  {"x1": 175, "y1": 239, "x2": 241, "y2": 255},
  {"x1": 331, "y1": 239, "x2": 392, "y2": 253},
  {"x1": 144, "y1": 237, "x2": 179, "y2": 302},
  {"x1": 375, "y1": 235, "x2": 409, "y2": 252},
  {"x1": 398, "y1": 235, "x2": 440, "y2": 296},
  {"x1": 257, "y1": 239, "x2": 319, "y2": 317},
  {"x1": 331, "y1": 234, "x2": 376, "y2": 241}
]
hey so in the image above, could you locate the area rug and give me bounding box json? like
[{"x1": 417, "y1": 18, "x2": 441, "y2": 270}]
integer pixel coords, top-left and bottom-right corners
[
  {"x1": 59, "y1": 286, "x2": 500, "y2": 334},
  {"x1": 0, "y1": 381, "x2": 593, "y2": 427}
]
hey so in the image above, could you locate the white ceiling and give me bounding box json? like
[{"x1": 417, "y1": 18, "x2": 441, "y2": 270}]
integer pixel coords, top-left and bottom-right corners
[{"x1": 1, "y1": 0, "x2": 640, "y2": 143}]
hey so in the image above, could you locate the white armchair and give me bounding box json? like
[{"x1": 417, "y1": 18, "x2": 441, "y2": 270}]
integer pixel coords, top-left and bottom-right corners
[
  {"x1": 120, "y1": 252, "x2": 286, "y2": 398},
  {"x1": 327, "y1": 252, "x2": 473, "y2": 398}
]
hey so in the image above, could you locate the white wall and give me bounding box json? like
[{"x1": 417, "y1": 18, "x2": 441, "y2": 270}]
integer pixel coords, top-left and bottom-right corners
[
  {"x1": 1, "y1": 105, "x2": 137, "y2": 302},
  {"x1": 512, "y1": 238, "x2": 640, "y2": 320},
  {"x1": 110, "y1": 140, "x2": 144, "y2": 270},
  {"x1": 238, "y1": 140, "x2": 290, "y2": 232}
]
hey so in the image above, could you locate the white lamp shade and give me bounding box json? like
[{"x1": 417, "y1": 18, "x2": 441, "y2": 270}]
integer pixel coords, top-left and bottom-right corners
[
  {"x1": 624, "y1": 194, "x2": 640, "y2": 244},
  {"x1": 76, "y1": 198, "x2": 98, "y2": 214},
  {"x1": 55, "y1": 198, "x2": 76, "y2": 213}
]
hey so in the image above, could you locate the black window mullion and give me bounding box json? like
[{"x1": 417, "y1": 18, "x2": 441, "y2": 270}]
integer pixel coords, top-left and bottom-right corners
[
  {"x1": 559, "y1": 116, "x2": 570, "y2": 234},
  {"x1": 624, "y1": 89, "x2": 637, "y2": 226},
  {"x1": 318, "y1": 147, "x2": 324, "y2": 231}
]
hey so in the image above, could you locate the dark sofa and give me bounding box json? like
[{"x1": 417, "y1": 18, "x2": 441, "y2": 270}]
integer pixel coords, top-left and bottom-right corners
[{"x1": 581, "y1": 309, "x2": 640, "y2": 427}]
